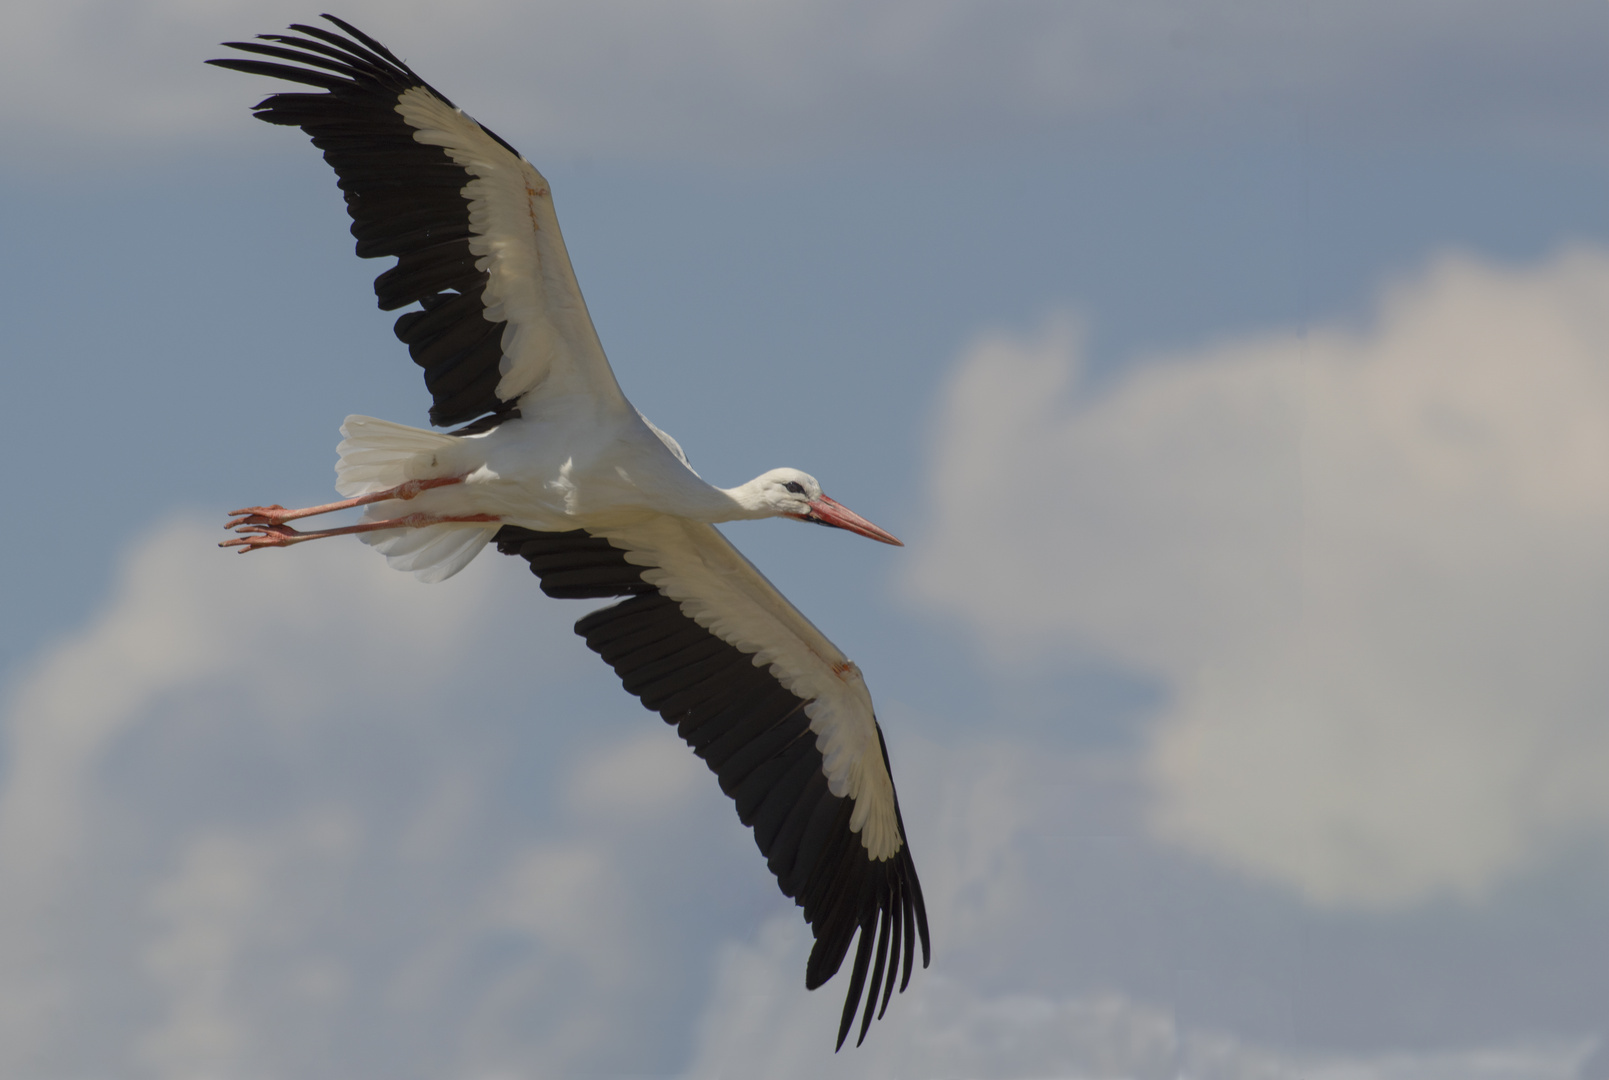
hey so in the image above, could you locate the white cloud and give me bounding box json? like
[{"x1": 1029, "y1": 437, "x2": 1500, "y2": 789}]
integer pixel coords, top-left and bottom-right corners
[
  {"x1": 0, "y1": 519, "x2": 1216, "y2": 1075},
  {"x1": 687, "y1": 918, "x2": 1187, "y2": 1080},
  {"x1": 137, "y1": 809, "x2": 365, "y2": 1076},
  {"x1": 0, "y1": 518, "x2": 770, "y2": 1077},
  {"x1": 1, "y1": 1, "x2": 1601, "y2": 163},
  {"x1": 686, "y1": 917, "x2": 1595, "y2": 1080},
  {"x1": 0, "y1": 517, "x2": 497, "y2": 1067},
  {"x1": 567, "y1": 730, "x2": 707, "y2": 821},
  {"x1": 907, "y1": 247, "x2": 1609, "y2": 910},
  {"x1": 3, "y1": 516, "x2": 1154, "y2": 1076},
  {"x1": 2, "y1": 500, "x2": 1602, "y2": 1070}
]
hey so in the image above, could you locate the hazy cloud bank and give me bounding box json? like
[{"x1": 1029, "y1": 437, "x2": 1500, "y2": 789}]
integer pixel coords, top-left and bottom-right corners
[
  {"x1": 909, "y1": 247, "x2": 1609, "y2": 911},
  {"x1": 0, "y1": 520, "x2": 1196, "y2": 1076},
  {"x1": 0, "y1": 522, "x2": 747, "y2": 1076},
  {"x1": 685, "y1": 916, "x2": 1594, "y2": 1080},
  {"x1": 4, "y1": 1, "x2": 1604, "y2": 164}
]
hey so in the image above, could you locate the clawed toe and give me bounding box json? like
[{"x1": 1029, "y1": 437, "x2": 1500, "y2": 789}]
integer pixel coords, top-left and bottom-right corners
[
  {"x1": 216, "y1": 495, "x2": 498, "y2": 554},
  {"x1": 225, "y1": 504, "x2": 291, "y2": 529},
  {"x1": 219, "y1": 523, "x2": 304, "y2": 551}
]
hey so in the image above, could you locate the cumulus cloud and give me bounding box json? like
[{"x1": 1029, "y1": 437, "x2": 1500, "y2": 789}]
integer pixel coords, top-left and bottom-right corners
[
  {"x1": 685, "y1": 917, "x2": 1594, "y2": 1080},
  {"x1": 688, "y1": 920, "x2": 1188, "y2": 1080},
  {"x1": 0, "y1": 520, "x2": 1252, "y2": 1075},
  {"x1": 2, "y1": 517, "x2": 1203, "y2": 1077},
  {"x1": 0, "y1": 519, "x2": 777, "y2": 1077},
  {"x1": 907, "y1": 247, "x2": 1609, "y2": 910},
  {"x1": 1, "y1": 1, "x2": 1602, "y2": 163},
  {"x1": 3, "y1": 520, "x2": 1604, "y2": 1073}
]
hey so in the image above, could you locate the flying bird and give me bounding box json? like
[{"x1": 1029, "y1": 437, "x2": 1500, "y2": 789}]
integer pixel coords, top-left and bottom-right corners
[{"x1": 209, "y1": 15, "x2": 928, "y2": 1049}]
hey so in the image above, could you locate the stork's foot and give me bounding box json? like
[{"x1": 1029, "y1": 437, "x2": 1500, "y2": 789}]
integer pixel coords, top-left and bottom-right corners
[
  {"x1": 222, "y1": 477, "x2": 470, "y2": 532},
  {"x1": 225, "y1": 505, "x2": 293, "y2": 529},
  {"x1": 219, "y1": 510, "x2": 500, "y2": 553},
  {"x1": 220, "y1": 523, "x2": 306, "y2": 551}
]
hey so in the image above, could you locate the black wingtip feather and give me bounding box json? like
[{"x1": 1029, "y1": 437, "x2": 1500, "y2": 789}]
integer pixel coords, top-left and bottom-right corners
[
  {"x1": 880, "y1": 888, "x2": 901, "y2": 1019},
  {"x1": 899, "y1": 879, "x2": 917, "y2": 993},
  {"x1": 208, "y1": 56, "x2": 348, "y2": 91},
  {"x1": 319, "y1": 13, "x2": 417, "y2": 74},
  {"x1": 857, "y1": 903, "x2": 893, "y2": 1046},
  {"x1": 212, "y1": 17, "x2": 513, "y2": 428},
  {"x1": 834, "y1": 892, "x2": 880, "y2": 1052},
  {"x1": 259, "y1": 31, "x2": 390, "y2": 80}
]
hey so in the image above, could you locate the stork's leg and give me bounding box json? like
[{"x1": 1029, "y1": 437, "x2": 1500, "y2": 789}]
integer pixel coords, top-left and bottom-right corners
[
  {"x1": 224, "y1": 475, "x2": 469, "y2": 530},
  {"x1": 220, "y1": 511, "x2": 499, "y2": 552}
]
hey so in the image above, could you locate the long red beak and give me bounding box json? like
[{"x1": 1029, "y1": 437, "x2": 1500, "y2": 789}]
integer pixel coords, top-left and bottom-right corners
[{"x1": 792, "y1": 494, "x2": 904, "y2": 546}]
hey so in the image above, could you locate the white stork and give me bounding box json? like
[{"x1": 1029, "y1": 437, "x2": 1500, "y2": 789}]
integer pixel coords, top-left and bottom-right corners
[{"x1": 209, "y1": 16, "x2": 928, "y2": 1049}]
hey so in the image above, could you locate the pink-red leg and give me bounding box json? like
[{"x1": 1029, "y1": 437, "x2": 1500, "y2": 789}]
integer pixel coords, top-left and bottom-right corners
[
  {"x1": 224, "y1": 475, "x2": 469, "y2": 530},
  {"x1": 220, "y1": 512, "x2": 500, "y2": 552}
]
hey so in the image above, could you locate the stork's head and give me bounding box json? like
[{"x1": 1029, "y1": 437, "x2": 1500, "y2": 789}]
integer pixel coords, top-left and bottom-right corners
[{"x1": 750, "y1": 468, "x2": 903, "y2": 546}]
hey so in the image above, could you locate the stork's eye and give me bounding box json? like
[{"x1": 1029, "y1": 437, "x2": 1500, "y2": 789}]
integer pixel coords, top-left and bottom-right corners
[{"x1": 783, "y1": 481, "x2": 805, "y2": 495}]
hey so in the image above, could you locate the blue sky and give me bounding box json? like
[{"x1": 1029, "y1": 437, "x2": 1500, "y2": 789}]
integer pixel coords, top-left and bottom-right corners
[{"x1": 2, "y1": 3, "x2": 1608, "y2": 1078}]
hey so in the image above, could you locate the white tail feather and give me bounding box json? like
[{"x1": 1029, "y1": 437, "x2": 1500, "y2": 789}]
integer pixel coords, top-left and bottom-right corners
[
  {"x1": 335, "y1": 415, "x2": 460, "y2": 497},
  {"x1": 336, "y1": 415, "x2": 496, "y2": 582},
  {"x1": 361, "y1": 521, "x2": 497, "y2": 583}
]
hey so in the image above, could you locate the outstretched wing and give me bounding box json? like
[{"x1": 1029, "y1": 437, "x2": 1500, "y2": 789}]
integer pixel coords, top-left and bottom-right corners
[
  {"x1": 210, "y1": 16, "x2": 627, "y2": 430},
  {"x1": 494, "y1": 522, "x2": 930, "y2": 1050}
]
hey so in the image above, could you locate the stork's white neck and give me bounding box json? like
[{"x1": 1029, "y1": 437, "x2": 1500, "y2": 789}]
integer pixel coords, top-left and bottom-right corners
[
  {"x1": 701, "y1": 476, "x2": 788, "y2": 521},
  {"x1": 663, "y1": 468, "x2": 818, "y2": 525}
]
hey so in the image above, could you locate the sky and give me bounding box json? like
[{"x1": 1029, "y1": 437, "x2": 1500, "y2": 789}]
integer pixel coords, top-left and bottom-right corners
[{"x1": 2, "y1": 2, "x2": 1608, "y2": 1078}]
